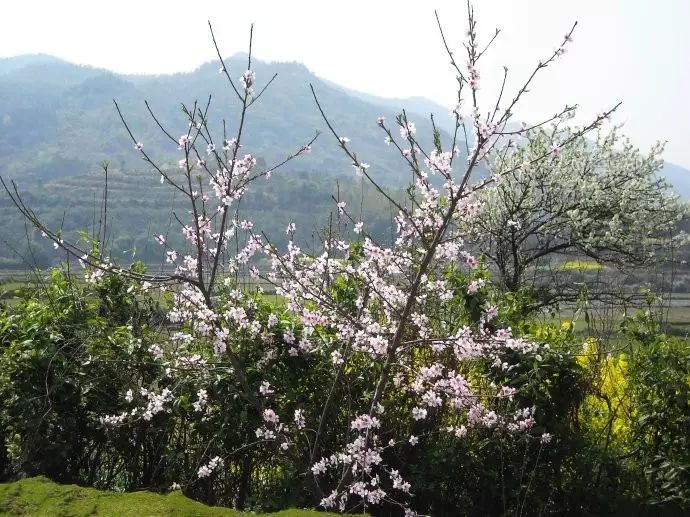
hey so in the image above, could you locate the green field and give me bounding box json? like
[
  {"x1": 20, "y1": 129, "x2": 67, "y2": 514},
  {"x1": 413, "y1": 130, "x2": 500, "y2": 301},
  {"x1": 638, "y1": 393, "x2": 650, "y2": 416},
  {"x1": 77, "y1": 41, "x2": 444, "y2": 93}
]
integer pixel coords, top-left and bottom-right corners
[
  {"x1": 0, "y1": 477, "x2": 342, "y2": 517},
  {"x1": 0, "y1": 272, "x2": 28, "y2": 306},
  {"x1": 539, "y1": 297, "x2": 690, "y2": 338},
  {"x1": 0, "y1": 270, "x2": 281, "y2": 306}
]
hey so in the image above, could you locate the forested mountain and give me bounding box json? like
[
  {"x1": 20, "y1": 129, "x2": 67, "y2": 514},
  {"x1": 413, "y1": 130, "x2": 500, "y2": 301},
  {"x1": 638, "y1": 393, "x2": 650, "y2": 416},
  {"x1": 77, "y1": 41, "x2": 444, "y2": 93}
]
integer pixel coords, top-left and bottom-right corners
[
  {"x1": 0, "y1": 54, "x2": 688, "y2": 268},
  {"x1": 0, "y1": 54, "x2": 441, "y2": 267},
  {"x1": 0, "y1": 166, "x2": 400, "y2": 268},
  {"x1": 0, "y1": 54, "x2": 446, "y2": 185}
]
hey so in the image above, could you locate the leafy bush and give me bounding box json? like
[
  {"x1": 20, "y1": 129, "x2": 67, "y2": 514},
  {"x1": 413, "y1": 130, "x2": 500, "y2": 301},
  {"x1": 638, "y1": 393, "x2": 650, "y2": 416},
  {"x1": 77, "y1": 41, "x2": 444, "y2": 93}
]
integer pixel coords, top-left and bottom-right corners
[{"x1": 624, "y1": 313, "x2": 690, "y2": 508}]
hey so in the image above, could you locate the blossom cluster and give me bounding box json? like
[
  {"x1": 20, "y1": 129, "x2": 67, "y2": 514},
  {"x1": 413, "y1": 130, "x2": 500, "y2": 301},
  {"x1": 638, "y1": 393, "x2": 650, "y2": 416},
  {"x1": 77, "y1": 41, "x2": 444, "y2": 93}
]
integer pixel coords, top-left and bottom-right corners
[{"x1": 73, "y1": 9, "x2": 620, "y2": 513}]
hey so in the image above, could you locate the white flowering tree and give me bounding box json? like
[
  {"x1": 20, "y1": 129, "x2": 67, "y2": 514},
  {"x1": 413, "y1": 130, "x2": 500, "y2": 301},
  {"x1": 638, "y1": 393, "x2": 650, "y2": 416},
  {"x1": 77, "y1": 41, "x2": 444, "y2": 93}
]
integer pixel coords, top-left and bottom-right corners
[
  {"x1": 1, "y1": 3, "x2": 624, "y2": 514},
  {"x1": 470, "y1": 124, "x2": 686, "y2": 302}
]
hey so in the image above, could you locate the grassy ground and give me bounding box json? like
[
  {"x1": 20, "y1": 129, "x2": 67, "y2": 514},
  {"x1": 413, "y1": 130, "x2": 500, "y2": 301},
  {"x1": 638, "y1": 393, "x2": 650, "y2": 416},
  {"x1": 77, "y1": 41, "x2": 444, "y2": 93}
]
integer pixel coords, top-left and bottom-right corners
[{"x1": 0, "y1": 477, "x2": 340, "y2": 517}]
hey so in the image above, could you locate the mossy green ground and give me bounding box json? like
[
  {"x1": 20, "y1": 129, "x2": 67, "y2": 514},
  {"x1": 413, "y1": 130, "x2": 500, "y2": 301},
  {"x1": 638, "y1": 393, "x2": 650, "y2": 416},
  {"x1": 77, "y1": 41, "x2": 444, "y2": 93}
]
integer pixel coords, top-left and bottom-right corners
[{"x1": 0, "y1": 477, "x2": 339, "y2": 517}]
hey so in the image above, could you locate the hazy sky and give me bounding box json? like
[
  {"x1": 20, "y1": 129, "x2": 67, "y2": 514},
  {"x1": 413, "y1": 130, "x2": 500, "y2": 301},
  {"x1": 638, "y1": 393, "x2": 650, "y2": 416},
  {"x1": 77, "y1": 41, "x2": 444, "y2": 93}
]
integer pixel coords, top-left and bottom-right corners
[{"x1": 2, "y1": 0, "x2": 689, "y2": 168}]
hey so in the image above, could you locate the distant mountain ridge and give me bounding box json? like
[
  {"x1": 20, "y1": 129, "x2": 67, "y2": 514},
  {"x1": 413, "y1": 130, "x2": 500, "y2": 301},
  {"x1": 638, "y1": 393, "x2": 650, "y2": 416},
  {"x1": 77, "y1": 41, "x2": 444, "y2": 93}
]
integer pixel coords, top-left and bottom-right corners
[
  {"x1": 0, "y1": 54, "x2": 449, "y2": 188},
  {"x1": 0, "y1": 54, "x2": 688, "y2": 269},
  {"x1": 0, "y1": 54, "x2": 447, "y2": 267},
  {"x1": 1, "y1": 53, "x2": 688, "y2": 197}
]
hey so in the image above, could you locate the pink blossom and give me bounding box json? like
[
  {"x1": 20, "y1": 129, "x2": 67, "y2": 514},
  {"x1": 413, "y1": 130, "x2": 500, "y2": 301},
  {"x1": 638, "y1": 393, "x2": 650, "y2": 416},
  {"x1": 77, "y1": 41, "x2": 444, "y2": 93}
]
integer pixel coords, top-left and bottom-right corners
[
  {"x1": 240, "y1": 70, "x2": 255, "y2": 95},
  {"x1": 400, "y1": 121, "x2": 416, "y2": 139},
  {"x1": 467, "y1": 278, "x2": 485, "y2": 294},
  {"x1": 259, "y1": 381, "x2": 274, "y2": 396},
  {"x1": 263, "y1": 409, "x2": 279, "y2": 424},
  {"x1": 177, "y1": 135, "x2": 190, "y2": 149}
]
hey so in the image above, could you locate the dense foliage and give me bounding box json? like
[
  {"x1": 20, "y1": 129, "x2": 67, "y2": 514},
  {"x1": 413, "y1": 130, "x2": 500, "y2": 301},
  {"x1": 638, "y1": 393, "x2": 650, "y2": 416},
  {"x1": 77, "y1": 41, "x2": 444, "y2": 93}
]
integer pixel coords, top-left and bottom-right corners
[{"x1": 1, "y1": 269, "x2": 688, "y2": 515}]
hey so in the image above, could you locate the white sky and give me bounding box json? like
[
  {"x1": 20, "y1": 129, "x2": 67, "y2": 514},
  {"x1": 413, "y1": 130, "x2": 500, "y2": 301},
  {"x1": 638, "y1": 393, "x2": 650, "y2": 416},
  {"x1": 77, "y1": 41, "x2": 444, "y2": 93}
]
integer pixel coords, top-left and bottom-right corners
[{"x1": 2, "y1": 0, "x2": 689, "y2": 168}]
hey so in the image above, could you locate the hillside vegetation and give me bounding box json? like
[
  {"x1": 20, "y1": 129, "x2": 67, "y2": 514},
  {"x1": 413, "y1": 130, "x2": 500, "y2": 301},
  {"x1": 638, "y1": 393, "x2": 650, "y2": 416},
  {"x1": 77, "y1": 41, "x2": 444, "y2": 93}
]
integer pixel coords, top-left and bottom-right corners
[
  {"x1": 0, "y1": 167, "x2": 399, "y2": 267},
  {"x1": 0, "y1": 54, "x2": 446, "y2": 186},
  {"x1": 1, "y1": 54, "x2": 688, "y2": 268}
]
